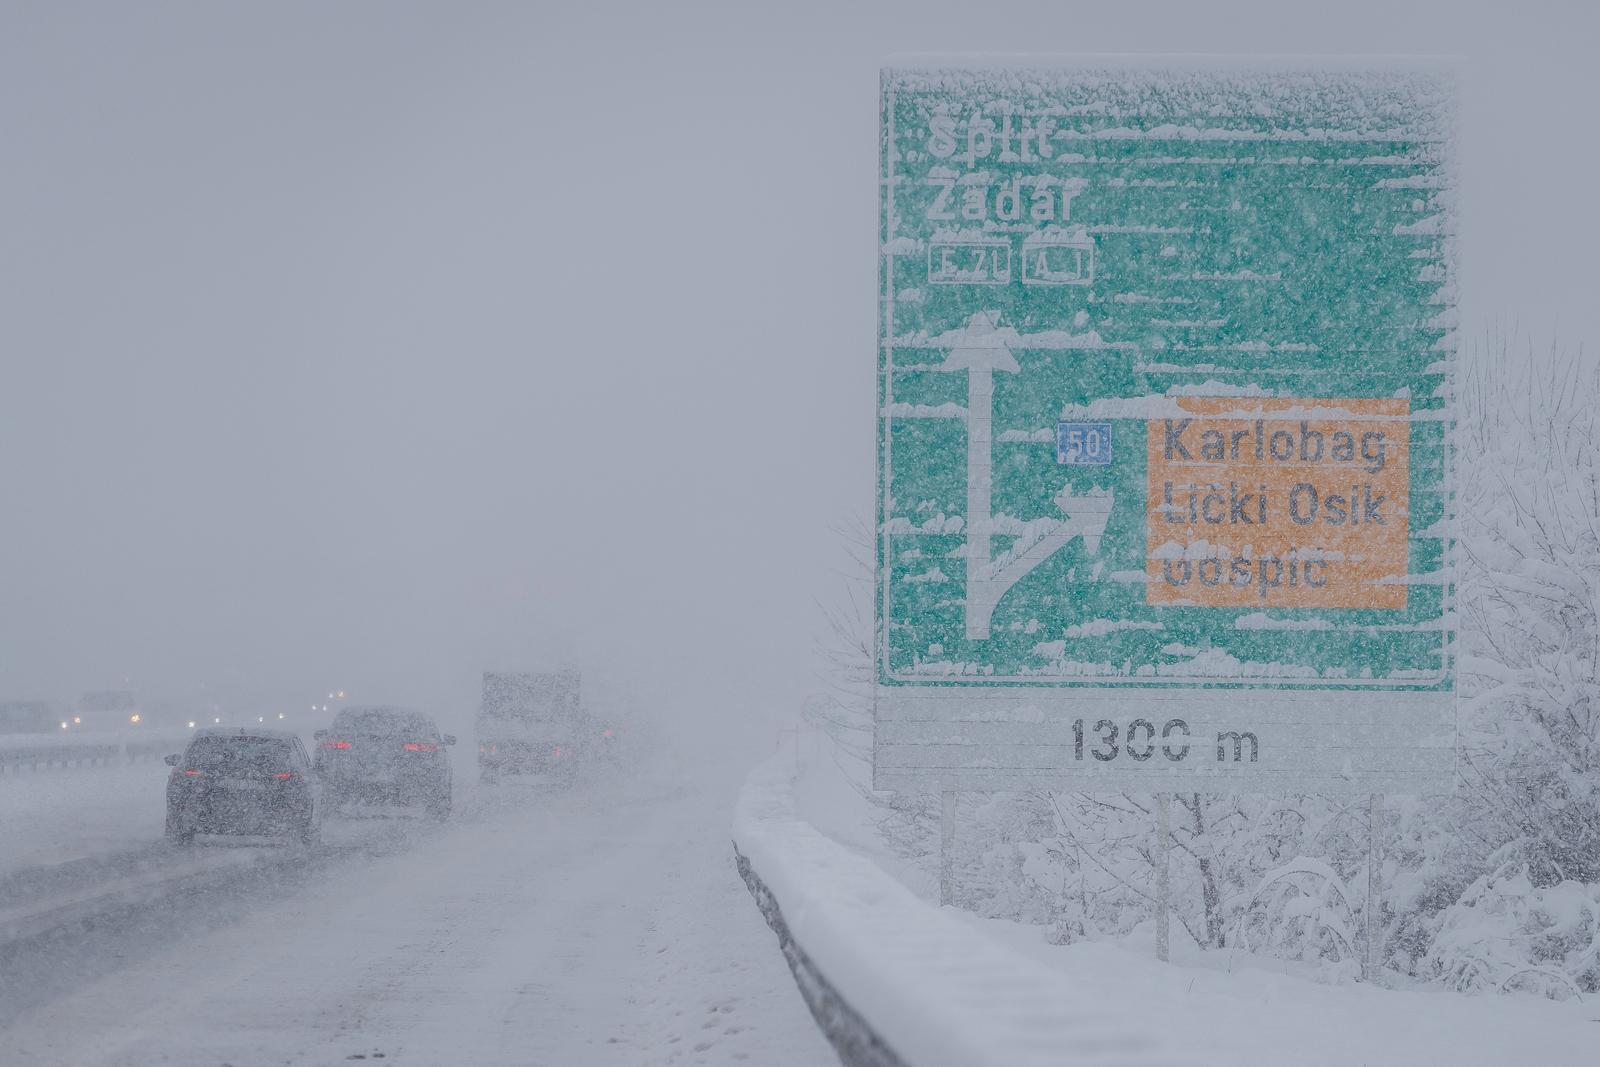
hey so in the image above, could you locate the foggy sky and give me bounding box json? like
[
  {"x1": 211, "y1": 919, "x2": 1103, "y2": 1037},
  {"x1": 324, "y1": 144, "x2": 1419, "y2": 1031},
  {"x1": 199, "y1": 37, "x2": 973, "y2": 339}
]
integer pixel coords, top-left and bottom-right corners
[{"x1": 2, "y1": 1, "x2": 1595, "y2": 736}]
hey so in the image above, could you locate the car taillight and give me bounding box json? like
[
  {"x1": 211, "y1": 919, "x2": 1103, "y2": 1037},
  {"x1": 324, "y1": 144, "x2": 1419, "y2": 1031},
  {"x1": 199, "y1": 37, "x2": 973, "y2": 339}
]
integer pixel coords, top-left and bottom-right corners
[
  {"x1": 182, "y1": 769, "x2": 204, "y2": 777},
  {"x1": 601, "y1": 729, "x2": 613, "y2": 738},
  {"x1": 553, "y1": 745, "x2": 563, "y2": 757},
  {"x1": 402, "y1": 742, "x2": 438, "y2": 753},
  {"x1": 321, "y1": 740, "x2": 351, "y2": 749},
  {"x1": 274, "y1": 772, "x2": 298, "y2": 780}
]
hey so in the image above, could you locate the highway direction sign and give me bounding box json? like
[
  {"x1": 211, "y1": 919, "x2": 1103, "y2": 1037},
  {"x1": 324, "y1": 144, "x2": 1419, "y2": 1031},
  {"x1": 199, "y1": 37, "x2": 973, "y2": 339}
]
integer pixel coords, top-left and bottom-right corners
[{"x1": 876, "y1": 58, "x2": 1458, "y2": 794}]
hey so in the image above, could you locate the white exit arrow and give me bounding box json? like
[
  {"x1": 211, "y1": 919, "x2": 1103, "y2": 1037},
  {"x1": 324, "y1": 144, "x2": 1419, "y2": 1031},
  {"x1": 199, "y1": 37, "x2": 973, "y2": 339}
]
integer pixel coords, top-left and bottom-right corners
[{"x1": 936, "y1": 311, "x2": 1113, "y2": 640}]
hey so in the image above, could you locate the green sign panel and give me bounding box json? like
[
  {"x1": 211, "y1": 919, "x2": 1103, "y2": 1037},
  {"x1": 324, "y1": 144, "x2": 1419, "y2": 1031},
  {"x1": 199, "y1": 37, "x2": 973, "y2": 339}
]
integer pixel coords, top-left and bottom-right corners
[{"x1": 876, "y1": 59, "x2": 1457, "y2": 794}]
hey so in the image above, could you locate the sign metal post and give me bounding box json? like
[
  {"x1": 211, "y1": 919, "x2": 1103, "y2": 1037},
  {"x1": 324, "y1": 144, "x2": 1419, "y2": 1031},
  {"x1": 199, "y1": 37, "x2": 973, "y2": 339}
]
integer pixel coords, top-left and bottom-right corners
[
  {"x1": 940, "y1": 790, "x2": 956, "y2": 907},
  {"x1": 1156, "y1": 792, "x2": 1171, "y2": 963},
  {"x1": 1366, "y1": 792, "x2": 1384, "y2": 982}
]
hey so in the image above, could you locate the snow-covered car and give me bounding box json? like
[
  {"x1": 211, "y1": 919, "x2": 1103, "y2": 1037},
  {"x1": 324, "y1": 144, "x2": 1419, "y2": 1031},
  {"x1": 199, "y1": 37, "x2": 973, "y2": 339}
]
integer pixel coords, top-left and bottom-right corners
[
  {"x1": 164, "y1": 728, "x2": 321, "y2": 846},
  {"x1": 314, "y1": 706, "x2": 454, "y2": 818}
]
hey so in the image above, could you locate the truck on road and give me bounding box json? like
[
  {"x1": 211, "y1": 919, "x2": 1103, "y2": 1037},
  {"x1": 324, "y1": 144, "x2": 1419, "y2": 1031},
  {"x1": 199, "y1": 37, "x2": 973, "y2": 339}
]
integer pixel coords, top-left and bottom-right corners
[{"x1": 477, "y1": 668, "x2": 590, "y2": 782}]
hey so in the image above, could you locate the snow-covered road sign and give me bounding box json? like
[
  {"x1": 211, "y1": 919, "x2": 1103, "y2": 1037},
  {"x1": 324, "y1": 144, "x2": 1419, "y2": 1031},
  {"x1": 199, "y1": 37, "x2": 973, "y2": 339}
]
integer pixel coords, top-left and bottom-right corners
[{"x1": 876, "y1": 58, "x2": 1458, "y2": 794}]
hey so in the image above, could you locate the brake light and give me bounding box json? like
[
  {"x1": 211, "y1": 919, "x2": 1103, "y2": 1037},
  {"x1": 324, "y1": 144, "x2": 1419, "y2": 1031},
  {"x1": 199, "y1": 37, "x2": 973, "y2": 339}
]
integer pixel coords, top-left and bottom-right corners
[
  {"x1": 553, "y1": 745, "x2": 563, "y2": 757},
  {"x1": 321, "y1": 740, "x2": 351, "y2": 750},
  {"x1": 182, "y1": 769, "x2": 204, "y2": 777},
  {"x1": 274, "y1": 772, "x2": 298, "y2": 780},
  {"x1": 402, "y1": 742, "x2": 438, "y2": 753}
]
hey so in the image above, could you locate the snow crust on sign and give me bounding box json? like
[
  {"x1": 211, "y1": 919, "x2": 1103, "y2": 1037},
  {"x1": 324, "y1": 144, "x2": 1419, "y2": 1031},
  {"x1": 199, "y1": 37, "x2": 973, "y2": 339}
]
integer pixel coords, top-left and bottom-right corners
[
  {"x1": 733, "y1": 756, "x2": 1199, "y2": 1067},
  {"x1": 1062, "y1": 617, "x2": 1162, "y2": 638},
  {"x1": 1059, "y1": 396, "x2": 1436, "y2": 421},
  {"x1": 892, "y1": 325, "x2": 1123, "y2": 351},
  {"x1": 882, "y1": 514, "x2": 964, "y2": 536},
  {"x1": 995, "y1": 428, "x2": 1054, "y2": 443},
  {"x1": 882, "y1": 402, "x2": 967, "y2": 419}
]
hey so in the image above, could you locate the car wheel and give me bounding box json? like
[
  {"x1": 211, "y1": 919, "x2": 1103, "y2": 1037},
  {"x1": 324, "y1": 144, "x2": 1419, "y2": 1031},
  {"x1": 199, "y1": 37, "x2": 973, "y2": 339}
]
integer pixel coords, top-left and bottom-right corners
[
  {"x1": 298, "y1": 819, "x2": 321, "y2": 848},
  {"x1": 165, "y1": 814, "x2": 194, "y2": 846}
]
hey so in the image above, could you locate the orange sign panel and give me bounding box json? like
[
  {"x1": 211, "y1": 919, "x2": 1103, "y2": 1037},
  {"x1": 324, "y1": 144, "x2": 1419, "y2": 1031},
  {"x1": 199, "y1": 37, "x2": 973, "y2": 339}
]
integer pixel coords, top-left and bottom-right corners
[{"x1": 1145, "y1": 398, "x2": 1410, "y2": 609}]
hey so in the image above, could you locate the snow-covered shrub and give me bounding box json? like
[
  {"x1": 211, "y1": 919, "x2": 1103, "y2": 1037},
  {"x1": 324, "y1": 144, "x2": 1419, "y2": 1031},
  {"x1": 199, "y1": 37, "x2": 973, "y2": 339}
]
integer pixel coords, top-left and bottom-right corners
[
  {"x1": 1235, "y1": 857, "x2": 1363, "y2": 981},
  {"x1": 1424, "y1": 860, "x2": 1600, "y2": 995},
  {"x1": 1457, "y1": 341, "x2": 1600, "y2": 887},
  {"x1": 807, "y1": 518, "x2": 944, "y2": 865},
  {"x1": 991, "y1": 790, "x2": 1328, "y2": 951},
  {"x1": 953, "y1": 792, "x2": 1061, "y2": 924},
  {"x1": 1379, "y1": 795, "x2": 1480, "y2": 973}
]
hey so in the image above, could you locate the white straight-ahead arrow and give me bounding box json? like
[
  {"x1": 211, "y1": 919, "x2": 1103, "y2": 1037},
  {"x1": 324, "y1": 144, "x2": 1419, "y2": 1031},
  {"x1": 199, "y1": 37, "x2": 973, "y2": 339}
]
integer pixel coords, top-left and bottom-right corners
[
  {"x1": 938, "y1": 311, "x2": 1019, "y2": 614},
  {"x1": 936, "y1": 311, "x2": 1113, "y2": 640}
]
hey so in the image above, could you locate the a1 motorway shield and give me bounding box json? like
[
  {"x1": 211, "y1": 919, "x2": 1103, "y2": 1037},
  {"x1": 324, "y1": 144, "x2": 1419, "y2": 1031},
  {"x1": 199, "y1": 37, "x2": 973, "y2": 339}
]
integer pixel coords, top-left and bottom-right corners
[{"x1": 876, "y1": 58, "x2": 1457, "y2": 794}]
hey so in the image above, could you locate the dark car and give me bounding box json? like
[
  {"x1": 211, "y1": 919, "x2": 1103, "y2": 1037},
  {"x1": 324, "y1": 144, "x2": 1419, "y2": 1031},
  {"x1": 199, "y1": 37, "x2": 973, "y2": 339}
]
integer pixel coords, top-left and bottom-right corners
[
  {"x1": 314, "y1": 706, "x2": 454, "y2": 818},
  {"x1": 164, "y1": 728, "x2": 321, "y2": 846}
]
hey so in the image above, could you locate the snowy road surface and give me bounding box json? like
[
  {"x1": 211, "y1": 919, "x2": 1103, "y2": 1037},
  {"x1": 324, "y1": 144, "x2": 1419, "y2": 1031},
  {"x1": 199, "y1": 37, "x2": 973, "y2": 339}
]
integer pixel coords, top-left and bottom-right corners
[
  {"x1": 0, "y1": 760, "x2": 174, "y2": 878},
  {"x1": 0, "y1": 760, "x2": 835, "y2": 1066}
]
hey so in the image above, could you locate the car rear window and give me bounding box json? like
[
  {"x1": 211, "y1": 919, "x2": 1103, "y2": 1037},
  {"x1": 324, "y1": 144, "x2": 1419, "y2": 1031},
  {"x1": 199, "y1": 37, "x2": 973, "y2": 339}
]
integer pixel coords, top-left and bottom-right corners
[
  {"x1": 333, "y1": 709, "x2": 435, "y2": 738},
  {"x1": 185, "y1": 736, "x2": 293, "y2": 773}
]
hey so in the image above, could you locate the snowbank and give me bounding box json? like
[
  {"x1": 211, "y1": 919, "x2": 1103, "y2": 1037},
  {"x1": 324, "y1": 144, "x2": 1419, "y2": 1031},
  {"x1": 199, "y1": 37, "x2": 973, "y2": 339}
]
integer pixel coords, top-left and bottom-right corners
[
  {"x1": 740, "y1": 745, "x2": 1600, "y2": 1066},
  {"x1": 732, "y1": 756, "x2": 1195, "y2": 1067},
  {"x1": 0, "y1": 761, "x2": 171, "y2": 878}
]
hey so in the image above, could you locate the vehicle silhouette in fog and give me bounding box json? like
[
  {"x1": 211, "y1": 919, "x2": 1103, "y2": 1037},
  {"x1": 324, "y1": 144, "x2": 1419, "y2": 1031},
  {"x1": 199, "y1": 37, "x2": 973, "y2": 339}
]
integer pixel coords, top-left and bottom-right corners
[
  {"x1": 314, "y1": 706, "x2": 454, "y2": 818},
  {"x1": 477, "y1": 668, "x2": 591, "y2": 783},
  {"x1": 164, "y1": 728, "x2": 321, "y2": 846}
]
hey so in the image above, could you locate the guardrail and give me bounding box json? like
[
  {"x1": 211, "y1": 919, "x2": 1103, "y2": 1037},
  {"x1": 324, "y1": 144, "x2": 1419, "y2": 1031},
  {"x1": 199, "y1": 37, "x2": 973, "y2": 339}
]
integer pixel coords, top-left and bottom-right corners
[
  {"x1": 733, "y1": 756, "x2": 1193, "y2": 1067},
  {"x1": 734, "y1": 844, "x2": 907, "y2": 1067},
  {"x1": 0, "y1": 733, "x2": 188, "y2": 774}
]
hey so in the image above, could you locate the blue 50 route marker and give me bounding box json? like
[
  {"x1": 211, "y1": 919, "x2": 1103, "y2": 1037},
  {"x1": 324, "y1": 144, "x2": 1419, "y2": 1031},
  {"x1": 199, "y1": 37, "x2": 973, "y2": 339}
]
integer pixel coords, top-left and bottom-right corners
[{"x1": 1057, "y1": 422, "x2": 1113, "y2": 466}]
